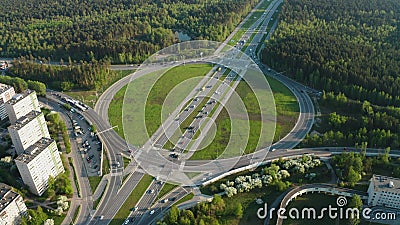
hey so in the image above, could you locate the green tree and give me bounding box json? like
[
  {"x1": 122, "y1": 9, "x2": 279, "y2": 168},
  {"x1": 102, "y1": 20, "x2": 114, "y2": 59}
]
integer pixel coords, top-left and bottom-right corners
[
  {"x1": 347, "y1": 166, "x2": 361, "y2": 187},
  {"x1": 29, "y1": 206, "x2": 48, "y2": 225},
  {"x1": 233, "y1": 203, "x2": 243, "y2": 218},
  {"x1": 167, "y1": 206, "x2": 180, "y2": 224},
  {"x1": 348, "y1": 195, "x2": 363, "y2": 225},
  {"x1": 60, "y1": 81, "x2": 74, "y2": 91},
  {"x1": 27, "y1": 80, "x2": 46, "y2": 96}
]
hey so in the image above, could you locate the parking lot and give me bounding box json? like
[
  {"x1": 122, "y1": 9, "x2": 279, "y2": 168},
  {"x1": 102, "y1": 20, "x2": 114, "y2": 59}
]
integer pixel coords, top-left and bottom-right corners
[
  {"x1": 51, "y1": 92, "x2": 103, "y2": 177},
  {"x1": 70, "y1": 111, "x2": 103, "y2": 176}
]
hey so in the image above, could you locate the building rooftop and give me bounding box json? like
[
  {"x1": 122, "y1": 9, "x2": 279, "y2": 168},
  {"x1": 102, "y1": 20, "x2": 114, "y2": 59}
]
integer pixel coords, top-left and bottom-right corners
[
  {"x1": 0, "y1": 83, "x2": 12, "y2": 92},
  {"x1": 0, "y1": 183, "x2": 19, "y2": 212},
  {"x1": 7, "y1": 89, "x2": 35, "y2": 106},
  {"x1": 370, "y1": 174, "x2": 400, "y2": 194},
  {"x1": 15, "y1": 138, "x2": 55, "y2": 164},
  {"x1": 8, "y1": 111, "x2": 43, "y2": 131}
]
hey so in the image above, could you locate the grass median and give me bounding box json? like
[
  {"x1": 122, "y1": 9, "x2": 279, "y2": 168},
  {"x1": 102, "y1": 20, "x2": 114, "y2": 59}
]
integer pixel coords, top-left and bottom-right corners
[
  {"x1": 109, "y1": 174, "x2": 153, "y2": 225},
  {"x1": 155, "y1": 183, "x2": 178, "y2": 202},
  {"x1": 109, "y1": 64, "x2": 213, "y2": 145},
  {"x1": 190, "y1": 75, "x2": 298, "y2": 159}
]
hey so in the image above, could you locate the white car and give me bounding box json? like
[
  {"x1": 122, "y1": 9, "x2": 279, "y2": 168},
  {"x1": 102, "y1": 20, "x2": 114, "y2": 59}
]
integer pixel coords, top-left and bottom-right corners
[
  {"x1": 124, "y1": 219, "x2": 129, "y2": 224},
  {"x1": 150, "y1": 210, "x2": 155, "y2": 215}
]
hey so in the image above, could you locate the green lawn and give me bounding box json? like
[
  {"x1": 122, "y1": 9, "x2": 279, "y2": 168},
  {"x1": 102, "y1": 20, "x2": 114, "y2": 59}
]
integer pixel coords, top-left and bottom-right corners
[
  {"x1": 190, "y1": 75, "x2": 297, "y2": 160},
  {"x1": 110, "y1": 174, "x2": 153, "y2": 225},
  {"x1": 102, "y1": 150, "x2": 110, "y2": 175},
  {"x1": 267, "y1": 76, "x2": 299, "y2": 142},
  {"x1": 110, "y1": 64, "x2": 213, "y2": 145},
  {"x1": 281, "y1": 193, "x2": 378, "y2": 225},
  {"x1": 72, "y1": 205, "x2": 81, "y2": 224},
  {"x1": 155, "y1": 183, "x2": 178, "y2": 202},
  {"x1": 108, "y1": 85, "x2": 126, "y2": 139},
  {"x1": 109, "y1": 66, "x2": 298, "y2": 158},
  {"x1": 88, "y1": 176, "x2": 102, "y2": 194},
  {"x1": 123, "y1": 156, "x2": 130, "y2": 169},
  {"x1": 173, "y1": 192, "x2": 195, "y2": 207}
]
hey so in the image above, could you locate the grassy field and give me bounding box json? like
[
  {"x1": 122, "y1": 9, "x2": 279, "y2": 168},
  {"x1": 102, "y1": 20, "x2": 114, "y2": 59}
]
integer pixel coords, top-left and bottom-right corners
[
  {"x1": 108, "y1": 85, "x2": 126, "y2": 138},
  {"x1": 267, "y1": 76, "x2": 299, "y2": 142},
  {"x1": 123, "y1": 156, "x2": 130, "y2": 169},
  {"x1": 88, "y1": 176, "x2": 102, "y2": 194},
  {"x1": 109, "y1": 174, "x2": 153, "y2": 225},
  {"x1": 190, "y1": 75, "x2": 298, "y2": 160},
  {"x1": 108, "y1": 65, "x2": 299, "y2": 158},
  {"x1": 280, "y1": 193, "x2": 380, "y2": 225},
  {"x1": 110, "y1": 64, "x2": 213, "y2": 145},
  {"x1": 155, "y1": 183, "x2": 178, "y2": 202},
  {"x1": 173, "y1": 192, "x2": 195, "y2": 206}
]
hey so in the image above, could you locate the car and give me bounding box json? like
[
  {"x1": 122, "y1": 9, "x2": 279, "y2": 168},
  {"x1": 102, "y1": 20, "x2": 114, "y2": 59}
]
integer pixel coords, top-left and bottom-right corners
[
  {"x1": 271, "y1": 148, "x2": 276, "y2": 152},
  {"x1": 97, "y1": 147, "x2": 102, "y2": 151},
  {"x1": 203, "y1": 111, "x2": 208, "y2": 115},
  {"x1": 150, "y1": 210, "x2": 155, "y2": 215},
  {"x1": 169, "y1": 197, "x2": 176, "y2": 201},
  {"x1": 124, "y1": 219, "x2": 129, "y2": 224},
  {"x1": 206, "y1": 85, "x2": 212, "y2": 88},
  {"x1": 193, "y1": 97, "x2": 199, "y2": 101},
  {"x1": 96, "y1": 141, "x2": 101, "y2": 144},
  {"x1": 93, "y1": 165, "x2": 98, "y2": 169},
  {"x1": 100, "y1": 215, "x2": 104, "y2": 220},
  {"x1": 131, "y1": 206, "x2": 138, "y2": 211},
  {"x1": 162, "y1": 198, "x2": 169, "y2": 203},
  {"x1": 184, "y1": 108, "x2": 189, "y2": 111}
]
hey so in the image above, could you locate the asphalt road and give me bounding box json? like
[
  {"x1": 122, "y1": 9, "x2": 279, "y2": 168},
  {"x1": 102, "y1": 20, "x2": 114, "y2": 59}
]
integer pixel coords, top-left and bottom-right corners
[
  {"x1": 40, "y1": 98, "x2": 94, "y2": 224},
  {"x1": 45, "y1": 0, "x2": 329, "y2": 223}
]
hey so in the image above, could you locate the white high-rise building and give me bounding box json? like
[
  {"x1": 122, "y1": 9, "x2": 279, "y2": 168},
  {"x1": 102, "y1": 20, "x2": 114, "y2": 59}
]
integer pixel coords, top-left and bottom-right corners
[
  {"x1": 0, "y1": 84, "x2": 15, "y2": 120},
  {"x1": 15, "y1": 138, "x2": 64, "y2": 196},
  {"x1": 8, "y1": 111, "x2": 50, "y2": 155},
  {"x1": 367, "y1": 174, "x2": 400, "y2": 209},
  {"x1": 0, "y1": 183, "x2": 27, "y2": 225},
  {"x1": 5, "y1": 90, "x2": 40, "y2": 124}
]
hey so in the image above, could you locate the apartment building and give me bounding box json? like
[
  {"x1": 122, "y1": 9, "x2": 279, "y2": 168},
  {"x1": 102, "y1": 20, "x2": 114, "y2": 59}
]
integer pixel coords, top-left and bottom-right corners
[
  {"x1": 5, "y1": 90, "x2": 40, "y2": 124},
  {"x1": 367, "y1": 174, "x2": 400, "y2": 209},
  {"x1": 0, "y1": 84, "x2": 15, "y2": 120},
  {"x1": 8, "y1": 111, "x2": 50, "y2": 155},
  {"x1": 0, "y1": 183, "x2": 27, "y2": 225},
  {"x1": 15, "y1": 138, "x2": 64, "y2": 196}
]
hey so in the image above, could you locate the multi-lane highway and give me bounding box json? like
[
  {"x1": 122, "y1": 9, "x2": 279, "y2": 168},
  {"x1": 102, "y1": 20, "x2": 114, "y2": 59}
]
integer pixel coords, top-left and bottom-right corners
[{"x1": 47, "y1": 0, "x2": 322, "y2": 224}]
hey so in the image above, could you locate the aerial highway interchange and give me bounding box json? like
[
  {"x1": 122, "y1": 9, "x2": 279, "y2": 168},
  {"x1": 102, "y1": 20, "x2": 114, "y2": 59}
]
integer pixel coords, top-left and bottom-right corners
[{"x1": 39, "y1": 0, "x2": 399, "y2": 224}]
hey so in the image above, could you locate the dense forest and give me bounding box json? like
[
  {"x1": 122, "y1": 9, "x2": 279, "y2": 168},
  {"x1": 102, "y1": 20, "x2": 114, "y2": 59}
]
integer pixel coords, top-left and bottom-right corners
[
  {"x1": 0, "y1": 0, "x2": 258, "y2": 63},
  {"x1": 262, "y1": 0, "x2": 400, "y2": 107},
  {"x1": 9, "y1": 57, "x2": 119, "y2": 90},
  {"x1": 301, "y1": 91, "x2": 400, "y2": 148}
]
